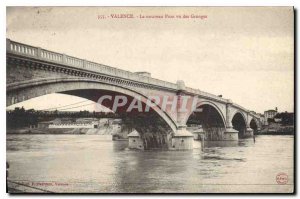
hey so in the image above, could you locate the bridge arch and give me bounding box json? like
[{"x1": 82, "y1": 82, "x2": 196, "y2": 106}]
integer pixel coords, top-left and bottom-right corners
[
  {"x1": 7, "y1": 77, "x2": 178, "y2": 139},
  {"x1": 250, "y1": 118, "x2": 259, "y2": 133},
  {"x1": 184, "y1": 100, "x2": 226, "y2": 127},
  {"x1": 185, "y1": 101, "x2": 226, "y2": 140},
  {"x1": 231, "y1": 111, "x2": 247, "y2": 138}
]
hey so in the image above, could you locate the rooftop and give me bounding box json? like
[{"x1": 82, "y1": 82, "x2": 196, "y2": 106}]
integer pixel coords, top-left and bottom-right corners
[{"x1": 265, "y1": 110, "x2": 277, "y2": 113}]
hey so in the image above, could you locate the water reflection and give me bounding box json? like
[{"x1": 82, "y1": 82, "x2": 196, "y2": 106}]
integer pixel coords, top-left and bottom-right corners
[
  {"x1": 204, "y1": 140, "x2": 240, "y2": 148},
  {"x1": 6, "y1": 134, "x2": 294, "y2": 193}
]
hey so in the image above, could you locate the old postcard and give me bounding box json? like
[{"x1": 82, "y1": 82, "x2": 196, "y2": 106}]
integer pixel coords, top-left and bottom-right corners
[{"x1": 6, "y1": 6, "x2": 294, "y2": 193}]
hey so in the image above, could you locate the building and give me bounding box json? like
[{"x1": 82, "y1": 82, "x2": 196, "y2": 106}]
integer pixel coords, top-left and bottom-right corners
[
  {"x1": 258, "y1": 113, "x2": 266, "y2": 126},
  {"x1": 49, "y1": 119, "x2": 99, "y2": 128},
  {"x1": 52, "y1": 118, "x2": 74, "y2": 125},
  {"x1": 37, "y1": 121, "x2": 53, "y2": 129},
  {"x1": 274, "y1": 118, "x2": 282, "y2": 123},
  {"x1": 274, "y1": 112, "x2": 294, "y2": 125},
  {"x1": 38, "y1": 118, "x2": 100, "y2": 129},
  {"x1": 264, "y1": 107, "x2": 278, "y2": 125}
]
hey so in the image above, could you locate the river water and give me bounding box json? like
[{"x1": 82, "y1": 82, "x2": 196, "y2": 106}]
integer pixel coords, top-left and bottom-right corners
[{"x1": 6, "y1": 134, "x2": 294, "y2": 193}]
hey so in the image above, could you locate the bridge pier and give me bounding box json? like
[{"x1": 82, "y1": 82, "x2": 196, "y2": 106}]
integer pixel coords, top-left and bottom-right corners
[
  {"x1": 187, "y1": 126, "x2": 238, "y2": 141},
  {"x1": 256, "y1": 127, "x2": 261, "y2": 134},
  {"x1": 127, "y1": 127, "x2": 194, "y2": 150},
  {"x1": 243, "y1": 127, "x2": 254, "y2": 138},
  {"x1": 171, "y1": 81, "x2": 195, "y2": 150},
  {"x1": 223, "y1": 127, "x2": 239, "y2": 141},
  {"x1": 223, "y1": 102, "x2": 239, "y2": 141},
  {"x1": 128, "y1": 131, "x2": 144, "y2": 150},
  {"x1": 172, "y1": 126, "x2": 194, "y2": 150},
  {"x1": 192, "y1": 127, "x2": 205, "y2": 140}
]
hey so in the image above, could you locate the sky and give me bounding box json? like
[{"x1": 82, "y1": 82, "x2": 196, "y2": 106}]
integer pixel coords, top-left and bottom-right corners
[{"x1": 6, "y1": 7, "x2": 294, "y2": 113}]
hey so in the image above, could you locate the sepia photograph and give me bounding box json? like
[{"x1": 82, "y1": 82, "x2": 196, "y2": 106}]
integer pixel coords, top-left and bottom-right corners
[{"x1": 5, "y1": 6, "x2": 294, "y2": 193}]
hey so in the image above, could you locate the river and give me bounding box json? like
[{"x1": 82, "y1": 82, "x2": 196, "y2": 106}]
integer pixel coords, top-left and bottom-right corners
[{"x1": 6, "y1": 134, "x2": 294, "y2": 193}]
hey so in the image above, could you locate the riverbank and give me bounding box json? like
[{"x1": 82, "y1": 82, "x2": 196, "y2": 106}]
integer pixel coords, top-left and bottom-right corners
[
  {"x1": 257, "y1": 131, "x2": 294, "y2": 135},
  {"x1": 7, "y1": 128, "x2": 84, "y2": 134},
  {"x1": 258, "y1": 123, "x2": 294, "y2": 135},
  {"x1": 7, "y1": 126, "x2": 114, "y2": 135}
]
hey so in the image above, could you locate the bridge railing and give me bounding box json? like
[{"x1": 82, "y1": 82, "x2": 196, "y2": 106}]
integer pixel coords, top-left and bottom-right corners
[
  {"x1": 231, "y1": 103, "x2": 260, "y2": 119},
  {"x1": 40, "y1": 49, "x2": 63, "y2": 63},
  {"x1": 232, "y1": 103, "x2": 247, "y2": 112},
  {"x1": 9, "y1": 41, "x2": 38, "y2": 58},
  {"x1": 185, "y1": 87, "x2": 229, "y2": 103},
  {"x1": 6, "y1": 39, "x2": 241, "y2": 102},
  {"x1": 65, "y1": 55, "x2": 84, "y2": 68},
  {"x1": 7, "y1": 39, "x2": 180, "y2": 90}
]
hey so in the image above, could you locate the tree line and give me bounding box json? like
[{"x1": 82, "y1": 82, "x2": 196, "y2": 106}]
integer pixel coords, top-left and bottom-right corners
[{"x1": 7, "y1": 107, "x2": 119, "y2": 128}]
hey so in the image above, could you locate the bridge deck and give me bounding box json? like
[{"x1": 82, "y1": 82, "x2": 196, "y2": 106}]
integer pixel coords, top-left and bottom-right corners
[{"x1": 6, "y1": 38, "x2": 260, "y2": 118}]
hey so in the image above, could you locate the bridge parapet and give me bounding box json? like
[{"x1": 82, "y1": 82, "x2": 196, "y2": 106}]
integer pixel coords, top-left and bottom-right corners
[
  {"x1": 8, "y1": 40, "x2": 38, "y2": 58},
  {"x1": 185, "y1": 87, "x2": 229, "y2": 103},
  {"x1": 7, "y1": 39, "x2": 178, "y2": 91},
  {"x1": 41, "y1": 49, "x2": 64, "y2": 64},
  {"x1": 7, "y1": 39, "x2": 260, "y2": 124},
  {"x1": 7, "y1": 39, "x2": 233, "y2": 102},
  {"x1": 231, "y1": 103, "x2": 261, "y2": 123},
  {"x1": 232, "y1": 103, "x2": 249, "y2": 113}
]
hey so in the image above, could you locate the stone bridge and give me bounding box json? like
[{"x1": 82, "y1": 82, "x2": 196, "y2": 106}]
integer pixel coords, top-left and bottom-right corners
[{"x1": 6, "y1": 39, "x2": 262, "y2": 150}]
